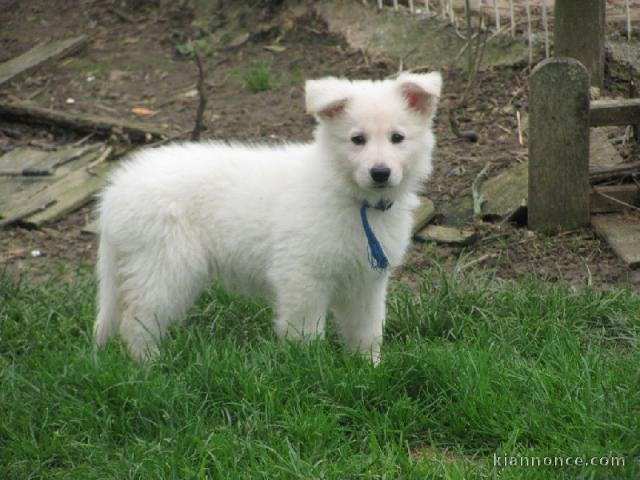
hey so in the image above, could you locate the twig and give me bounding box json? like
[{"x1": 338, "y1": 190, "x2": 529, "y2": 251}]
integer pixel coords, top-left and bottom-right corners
[
  {"x1": 147, "y1": 130, "x2": 192, "y2": 149},
  {"x1": 595, "y1": 189, "x2": 640, "y2": 212},
  {"x1": 516, "y1": 110, "x2": 523, "y2": 145},
  {"x1": 0, "y1": 198, "x2": 57, "y2": 229},
  {"x1": 472, "y1": 163, "x2": 490, "y2": 217},
  {"x1": 449, "y1": 24, "x2": 487, "y2": 142},
  {"x1": 590, "y1": 161, "x2": 640, "y2": 182},
  {"x1": 70, "y1": 133, "x2": 94, "y2": 147},
  {"x1": 191, "y1": 49, "x2": 208, "y2": 142},
  {"x1": 459, "y1": 252, "x2": 497, "y2": 271},
  {"x1": 86, "y1": 145, "x2": 114, "y2": 174}
]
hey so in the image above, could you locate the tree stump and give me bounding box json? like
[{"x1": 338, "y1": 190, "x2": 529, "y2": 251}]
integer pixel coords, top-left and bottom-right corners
[{"x1": 528, "y1": 58, "x2": 591, "y2": 233}]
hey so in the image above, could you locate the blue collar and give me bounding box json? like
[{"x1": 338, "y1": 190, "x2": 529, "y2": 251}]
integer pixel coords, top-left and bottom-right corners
[{"x1": 360, "y1": 200, "x2": 394, "y2": 271}]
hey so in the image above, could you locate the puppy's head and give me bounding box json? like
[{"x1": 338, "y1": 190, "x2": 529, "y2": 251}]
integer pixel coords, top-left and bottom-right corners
[{"x1": 305, "y1": 72, "x2": 442, "y2": 201}]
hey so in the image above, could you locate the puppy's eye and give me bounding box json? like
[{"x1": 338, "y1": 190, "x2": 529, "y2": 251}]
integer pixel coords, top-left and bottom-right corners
[
  {"x1": 390, "y1": 133, "x2": 405, "y2": 144},
  {"x1": 350, "y1": 134, "x2": 366, "y2": 146}
]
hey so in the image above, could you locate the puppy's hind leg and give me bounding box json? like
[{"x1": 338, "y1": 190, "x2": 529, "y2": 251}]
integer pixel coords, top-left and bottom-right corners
[
  {"x1": 94, "y1": 236, "x2": 122, "y2": 347},
  {"x1": 118, "y1": 237, "x2": 210, "y2": 360}
]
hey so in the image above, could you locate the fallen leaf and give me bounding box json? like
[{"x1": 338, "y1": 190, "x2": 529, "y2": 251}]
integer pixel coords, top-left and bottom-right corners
[
  {"x1": 109, "y1": 70, "x2": 129, "y2": 82},
  {"x1": 131, "y1": 107, "x2": 158, "y2": 117},
  {"x1": 264, "y1": 45, "x2": 286, "y2": 53}
]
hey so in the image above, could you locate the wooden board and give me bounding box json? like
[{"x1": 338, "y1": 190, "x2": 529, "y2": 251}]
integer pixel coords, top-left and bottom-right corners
[
  {"x1": 592, "y1": 214, "x2": 640, "y2": 268},
  {"x1": 0, "y1": 146, "x2": 113, "y2": 226},
  {"x1": 24, "y1": 159, "x2": 114, "y2": 226},
  {"x1": 412, "y1": 196, "x2": 436, "y2": 234},
  {"x1": 528, "y1": 58, "x2": 591, "y2": 232},
  {"x1": 0, "y1": 145, "x2": 100, "y2": 212},
  {"x1": 0, "y1": 101, "x2": 167, "y2": 142},
  {"x1": 590, "y1": 99, "x2": 640, "y2": 127},
  {"x1": 415, "y1": 225, "x2": 477, "y2": 245},
  {"x1": 0, "y1": 36, "x2": 87, "y2": 86}
]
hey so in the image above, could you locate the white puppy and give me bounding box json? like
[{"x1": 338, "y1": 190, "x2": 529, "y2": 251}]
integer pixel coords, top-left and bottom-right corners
[{"x1": 94, "y1": 72, "x2": 442, "y2": 362}]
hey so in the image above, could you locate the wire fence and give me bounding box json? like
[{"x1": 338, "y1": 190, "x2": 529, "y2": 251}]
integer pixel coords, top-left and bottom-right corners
[{"x1": 367, "y1": 0, "x2": 638, "y2": 55}]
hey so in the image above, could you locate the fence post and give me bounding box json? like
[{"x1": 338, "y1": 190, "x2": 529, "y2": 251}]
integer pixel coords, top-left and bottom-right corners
[
  {"x1": 528, "y1": 57, "x2": 591, "y2": 233},
  {"x1": 554, "y1": 0, "x2": 605, "y2": 88}
]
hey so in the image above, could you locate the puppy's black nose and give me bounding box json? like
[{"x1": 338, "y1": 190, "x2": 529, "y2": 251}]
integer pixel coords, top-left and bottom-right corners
[{"x1": 370, "y1": 166, "x2": 391, "y2": 184}]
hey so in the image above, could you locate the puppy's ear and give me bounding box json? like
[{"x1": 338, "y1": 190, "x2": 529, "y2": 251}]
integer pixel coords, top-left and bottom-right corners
[
  {"x1": 305, "y1": 78, "x2": 350, "y2": 119},
  {"x1": 397, "y1": 72, "x2": 442, "y2": 118}
]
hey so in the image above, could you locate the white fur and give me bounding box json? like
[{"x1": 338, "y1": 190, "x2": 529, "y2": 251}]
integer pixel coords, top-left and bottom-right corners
[{"x1": 94, "y1": 72, "x2": 442, "y2": 362}]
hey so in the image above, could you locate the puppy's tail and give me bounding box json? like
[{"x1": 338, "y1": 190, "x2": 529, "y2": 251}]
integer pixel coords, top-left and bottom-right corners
[{"x1": 94, "y1": 236, "x2": 120, "y2": 347}]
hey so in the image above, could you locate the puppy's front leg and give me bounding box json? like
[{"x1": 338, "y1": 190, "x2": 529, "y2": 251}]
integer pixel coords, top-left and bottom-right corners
[
  {"x1": 273, "y1": 279, "x2": 329, "y2": 342},
  {"x1": 332, "y1": 275, "x2": 389, "y2": 364}
]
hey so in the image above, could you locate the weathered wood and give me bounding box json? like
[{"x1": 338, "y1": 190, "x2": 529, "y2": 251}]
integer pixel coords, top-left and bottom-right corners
[
  {"x1": 415, "y1": 225, "x2": 477, "y2": 245},
  {"x1": 590, "y1": 161, "x2": 640, "y2": 182},
  {"x1": 412, "y1": 196, "x2": 436, "y2": 234},
  {"x1": 591, "y1": 185, "x2": 640, "y2": 213},
  {"x1": 23, "y1": 158, "x2": 115, "y2": 226},
  {"x1": 555, "y1": 0, "x2": 605, "y2": 87},
  {"x1": 590, "y1": 99, "x2": 640, "y2": 127},
  {"x1": 0, "y1": 36, "x2": 87, "y2": 86},
  {"x1": 589, "y1": 129, "x2": 625, "y2": 169},
  {"x1": 528, "y1": 58, "x2": 591, "y2": 233},
  {"x1": 0, "y1": 146, "x2": 112, "y2": 226},
  {"x1": 592, "y1": 214, "x2": 640, "y2": 268},
  {"x1": 0, "y1": 101, "x2": 167, "y2": 142},
  {"x1": 0, "y1": 199, "x2": 56, "y2": 229}
]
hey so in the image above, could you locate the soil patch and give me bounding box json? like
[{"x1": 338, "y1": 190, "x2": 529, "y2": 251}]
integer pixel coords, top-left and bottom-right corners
[{"x1": 0, "y1": 1, "x2": 637, "y2": 290}]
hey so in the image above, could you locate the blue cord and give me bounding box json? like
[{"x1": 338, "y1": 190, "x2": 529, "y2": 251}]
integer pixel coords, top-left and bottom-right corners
[{"x1": 360, "y1": 200, "x2": 393, "y2": 271}]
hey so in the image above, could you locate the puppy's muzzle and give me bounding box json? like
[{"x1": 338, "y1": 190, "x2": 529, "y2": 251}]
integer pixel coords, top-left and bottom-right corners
[{"x1": 370, "y1": 166, "x2": 391, "y2": 186}]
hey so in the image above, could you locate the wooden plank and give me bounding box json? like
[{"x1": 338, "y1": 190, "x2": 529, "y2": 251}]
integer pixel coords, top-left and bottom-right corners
[
  {"x1": 591, "y1": 185, "x2": 640, "y2": 213},
  {"x1": 528, "y1": 58, "x2": 591, "y2": 233},
  {"x1": 0, "y1": 144, "x2": 95, "y2": 170},
  {"x1": 592, "y1": 214, "x2": 640, "y2": 268},
  {"x1": 589, "y1": 129, "x2": 625, "y2": 169},
  {"x1": 415, "y1": 225, "x2": 477, "y2": 245},
  {"x1": 0, "y1": 145, "x2": 100, "y2": 210},
  {"x1": 0, "y1": 36, "x2": 87, "y2": 86},
  {"x1": 590, "y1": 99, "x2": 640, "y2": 127},
  {"x1": 590, "y1": 161, "x2": 640, "y2": 182},
  {"x1": 0, "y1": 147, "x2": 112, "y2": 225},
  {"x1": 0, "y1": 101, "x2": 167, "y2": 142},
  {"x1": 554, "y1": 0, "x2": 605, "y2": 87},
  {"x1": 22, "y1": 159, "x2": 114, "y2": 227},
  {"x1": 412, "y1": 196, "x2": 436, "y2": 234}
]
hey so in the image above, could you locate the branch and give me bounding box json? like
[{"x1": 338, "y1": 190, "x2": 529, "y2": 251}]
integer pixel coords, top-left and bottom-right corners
[{"x1": 191, "y1": 49, "x2": 208, "y2": 142}]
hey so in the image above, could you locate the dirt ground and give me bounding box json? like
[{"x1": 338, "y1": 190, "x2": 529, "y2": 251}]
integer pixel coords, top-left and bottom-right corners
[{"x1": 1, "y1": 0, "x2": 639, "y2": 290}]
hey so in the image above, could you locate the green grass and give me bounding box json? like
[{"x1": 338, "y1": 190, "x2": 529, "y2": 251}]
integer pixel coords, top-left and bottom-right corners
[
  {"x1": 241, "y1": 63, "x2": 274, "y2": 93},
  {"x1": 1, "y1": 269, "x2": 639, "y2": 479}
]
